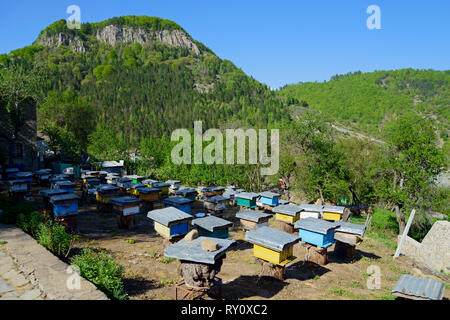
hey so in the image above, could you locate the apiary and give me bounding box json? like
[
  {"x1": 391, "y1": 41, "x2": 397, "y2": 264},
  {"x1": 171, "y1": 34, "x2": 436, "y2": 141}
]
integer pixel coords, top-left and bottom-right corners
[
  {"x1": 245, "y1": 226, "x2": 299, "y2": 280},
  {"x1": 191, "y1": 215, "x2": 233, "y2": 239},
  {"x1": 235, "y1": 192, "x2": 259, "y2": 209},
  {"x1": 163, "y1": 196, "x2": 194, "y2": 214},
  {"x1": 235, "y1": 209, "x2": 272, "y2": 231},
  {"x1": 147, "y1": 206, "x2": 193, "y2": 241},
  {"x1": 175, "y1": 188, "x2": 198, "y2": 201},
  {"x1": 109, "y1": 196, "x2": 141, "y2": 229},
  {"x1": 203, "y1": 195, "x2": 227, "y2": 214},
  {"x1": 164, "y1": 236, "x2": 235, "y2": 295}
]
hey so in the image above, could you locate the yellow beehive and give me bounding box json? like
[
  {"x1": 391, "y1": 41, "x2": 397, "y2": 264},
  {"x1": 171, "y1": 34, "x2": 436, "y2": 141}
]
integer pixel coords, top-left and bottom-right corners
[
  {"x1": 253, "y1": 245, "x2": 294, "y2": 266},
  {"x1": 96, "y1": 194, "x2": 116, "y2": 204},
  {"x1": 275, "y1": 212, "x2": 299, "y2": 224},
  {"x1": 139, "y1": 192, "x2": 159, "y2": 202},
  {"x1": 323, "y1": 211, "x2": 342, "y2": 221}
]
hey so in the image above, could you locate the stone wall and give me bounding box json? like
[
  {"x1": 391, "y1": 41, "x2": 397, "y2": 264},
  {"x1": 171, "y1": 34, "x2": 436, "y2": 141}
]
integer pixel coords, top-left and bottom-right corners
[{"x1": 398, "y1": 220, "x2": 450, "y2": 274}]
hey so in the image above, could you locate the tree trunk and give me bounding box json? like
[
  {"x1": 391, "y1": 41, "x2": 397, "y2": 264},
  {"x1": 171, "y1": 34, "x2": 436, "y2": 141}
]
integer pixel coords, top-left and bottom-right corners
[{"x1": 395, "y1": 205, "x2": 406, "y2": 235}]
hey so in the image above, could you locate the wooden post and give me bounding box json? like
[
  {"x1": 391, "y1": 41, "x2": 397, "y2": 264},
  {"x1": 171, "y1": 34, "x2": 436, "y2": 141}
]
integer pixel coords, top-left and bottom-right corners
[
  {"x1": 278, "y1": 221, "x2": 295, "y2": 234},
  {"x1": 258, "y1": 261, "x2": 285, "y2": 281},
  {"x1": 394, "y1": 209, "x2": 416, "y2": 259},
  {"x1": 334, "y1": 240, "x2": 355, "y2": 259}
]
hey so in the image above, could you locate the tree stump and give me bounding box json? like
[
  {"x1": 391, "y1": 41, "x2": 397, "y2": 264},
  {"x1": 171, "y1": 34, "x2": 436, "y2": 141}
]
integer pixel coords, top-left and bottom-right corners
[
  {"x1": 178, "y1": 258, "x2": 224, "y2": 289},
  {"x1": 258, "y1": 260, "x2": 285, "y2": 281},
  {"x1": 334, "y1": 240, "x2": 356, "y2": 259},
  {"x1": 305, "y1": 244, "x2": 328, "y2": 265},
  {"x1": 278, "y1": 221, "x2": 295, "y2": 234}
]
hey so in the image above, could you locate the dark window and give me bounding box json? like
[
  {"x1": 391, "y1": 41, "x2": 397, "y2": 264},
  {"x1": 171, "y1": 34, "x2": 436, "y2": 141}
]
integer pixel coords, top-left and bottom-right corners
[{"x1": 14, "y1": 143, "x2": 23, "y2": 158}]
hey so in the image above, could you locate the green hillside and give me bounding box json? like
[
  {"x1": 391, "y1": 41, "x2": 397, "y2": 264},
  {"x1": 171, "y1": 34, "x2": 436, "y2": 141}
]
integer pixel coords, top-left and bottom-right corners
[{"x1": 279, "y1": 69, "x2": 450, "y2": 139}]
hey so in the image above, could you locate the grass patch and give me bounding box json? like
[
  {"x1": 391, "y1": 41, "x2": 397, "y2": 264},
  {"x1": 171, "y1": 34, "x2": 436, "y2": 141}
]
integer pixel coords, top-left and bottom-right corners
[
  {"x1": 157, "y1": 279, "x2": 177, "y2": 287},
  {"x1": 0, "y1": 241, "x2": 7, "y2": 245},
  {"x1": 328, "y1": 288, "x2": 366, "y2": 299},
  {"x1": 159, "y1": 257, "x2": 175, "y2": 264},
  {"x1": 126, "y1": 239, "x2": 135, "y2": 244},
  {"x1": 313, "y1": 275, "x2": 320, "y2": 280},
  {"x1": 350, "y1": 280, "x2": 364, "y2": 289}
]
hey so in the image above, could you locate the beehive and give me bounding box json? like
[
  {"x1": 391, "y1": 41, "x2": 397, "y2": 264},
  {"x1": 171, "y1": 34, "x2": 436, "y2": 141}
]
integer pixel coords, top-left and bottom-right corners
[
  {"x1": 39, "y1": 189, "x2": 71, "y2": 211},
  {"x1": 298, "y1": 204, "x2": 324, "y2": 219},
  {"x1": 211, "y1": 186, "x2": 225, "y2": 196},
  {"x1": 5, "y1": 168, "x2": 19, "y2": 179},
  {"x1": 129, "y1": 183, "x2": 148, "y2": 196},
  {"x1": 7, "y1": 179, "x2": 29, "y2": 194},
  {"x1": 203, "y1": 195, "x2": 227, "y2": 213},
  {"x1": 166, "y1": 180, "x2": 181, "y2": 194},
  {"x1": 273, "y1": 204, "x2": 303, "y2": 224},
  {"x1": 235, "y1": 209, "x2": 272, "y2": 231},
  {"x1": 49, "y1": 194, "x2": 80, "y2": 217},
  {"x1": 294, "y1": 217, "x2": 340, "y2": 248},
  {"x1": 109, "y1": 196, "x2": 141, "y2": 229},
  {"x1": 124, "y1": 175, "x2": 145, "y2": 184},
  {"x1": 34, "y1": 169, "x2": 52, "y2": 185},
  {"x1": 152, "y1": 182, "x2": 170, "y2": 196},
  {"x1": 147, "y1": 207, "x2": 193, "y2": 239},
  {"x1": 163, "y1": 197, "x2": 194, "y2": 214},
  {"x1": 95, "y1": 184, "x2": 120, "y2": 203},
  {"x1": 235, "y1": 192, "x2": 259, "y2": 209},
  {"x1": 134, "y1": 186, "x2": 160, "y2": 202},
  {"x1": 259, "y1": 191, "x2": 280, "y2": 207},
  {"x1": 245, "y1": 226, "x2": 299, "y2": 266},
  {"x1": 53, "y1": 180, "x2": 75, "y2": 193},
  {"x1": 175, "y1": 188, "x2": 198, "y2": 201},
  {"x1": 322, "y1": 205, "x2": 346, "y2": 221},
  {"x1": 101, "y1": 161, "x2": 123, "y2": 176},
  {"x1": 142, "y1": 179, "x2": 159, "y2": 187},
  {"x1": 191, "y1": 215, "x2": 233, "y2": 239},
  {"x1": 14, "y1": 172, "x2": 33, "y2": 184}
]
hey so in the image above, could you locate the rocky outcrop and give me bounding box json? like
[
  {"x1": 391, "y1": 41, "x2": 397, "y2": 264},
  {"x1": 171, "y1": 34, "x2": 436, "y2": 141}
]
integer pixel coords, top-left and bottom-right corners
[
  {"x1": 36, "y1": 24, "x2": 200, "y2": 55},
  {"x1": 35, "y1": 33, "x2": 86, "y2": 53}
]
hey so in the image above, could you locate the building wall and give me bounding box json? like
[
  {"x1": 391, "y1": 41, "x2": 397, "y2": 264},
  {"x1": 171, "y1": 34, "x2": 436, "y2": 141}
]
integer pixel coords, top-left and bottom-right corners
[{"x1": 0, "y1": 100, "x2": 38, "y2": 171}]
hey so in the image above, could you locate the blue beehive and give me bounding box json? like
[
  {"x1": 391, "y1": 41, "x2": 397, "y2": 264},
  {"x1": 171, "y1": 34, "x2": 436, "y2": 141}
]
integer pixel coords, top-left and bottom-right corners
[
  {"x1": 49, "y1": 193, "x2": 80, "y2": 217},
  {"x1": 163, "y1": 197, "x2": 194, "y2": 214},
  {"x1": 294, "y1": 217, "x2": 340, "y2": 248},
  {"x1": 5, "y1": 168, "x2": 19, "y2": 179},
  {"x1": 147, "y1": 207, "x2": 193, "y2": 239},
  {"x1": 15, "y1": 172, "x2": 33, "y2": 184},
  {"x1": 54, "y1": 180, "x2": 75, "y2": 193},
  {"x1": 191, "y1": 215, "x2": 233, "y2": 239},
  {"x1": 175, "y1": 188, "x2": 198, "y2": 201},
  {"x1": 259, "y1": 191, "x2": 280, "y2": 207}
]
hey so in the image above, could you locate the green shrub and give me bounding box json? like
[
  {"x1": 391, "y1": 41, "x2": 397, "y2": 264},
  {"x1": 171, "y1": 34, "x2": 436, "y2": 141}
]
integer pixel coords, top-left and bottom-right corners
[
  {"x1": 36, "y1": 222, "x2": 78, "y2": 258},
  {"x1": 16, "y1": 210, "x2": 51, "y2": 237},
  {"x1": 71, "y1": 249, "x2": 127, "y2": 300}
]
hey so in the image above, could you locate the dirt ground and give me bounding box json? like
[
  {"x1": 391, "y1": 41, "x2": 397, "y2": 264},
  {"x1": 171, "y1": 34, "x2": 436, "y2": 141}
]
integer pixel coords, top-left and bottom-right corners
[{"x1": 27, "y1": 183, "x2": 450, "y2": 300}]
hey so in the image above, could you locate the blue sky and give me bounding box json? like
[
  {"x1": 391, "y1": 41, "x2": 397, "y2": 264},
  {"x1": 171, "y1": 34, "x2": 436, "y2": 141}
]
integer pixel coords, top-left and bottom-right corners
[{"x1": 0, "y1": 0, "x2": 449, "y2": 88}]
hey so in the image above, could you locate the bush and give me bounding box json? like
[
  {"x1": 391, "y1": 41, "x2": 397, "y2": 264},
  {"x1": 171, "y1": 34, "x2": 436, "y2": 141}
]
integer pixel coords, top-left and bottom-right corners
[
  {"x1": 71, "y1": 249, "x2": 127, "y2": 300},
  {"x1": 16, "y1": 210, "x2": 51, "y2": 237},
  {"x1": 36, "y1": 222, "x2": 78, "y2": 258}
]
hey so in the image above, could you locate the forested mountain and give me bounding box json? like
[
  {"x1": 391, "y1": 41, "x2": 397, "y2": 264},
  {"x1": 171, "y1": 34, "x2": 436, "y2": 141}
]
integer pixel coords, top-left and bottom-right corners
[
  {"x1": 279, "y1": 69, "x2": 450, "y2": 141},
  {"x1": 0, "y1": 16, "x2": 287, "y2": 151}
]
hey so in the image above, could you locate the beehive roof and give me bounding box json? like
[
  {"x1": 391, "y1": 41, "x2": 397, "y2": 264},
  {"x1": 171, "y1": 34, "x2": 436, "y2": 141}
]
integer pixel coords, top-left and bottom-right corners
[{"x1": 245, "y1": 226, "x2": 299, "y2": 251}]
